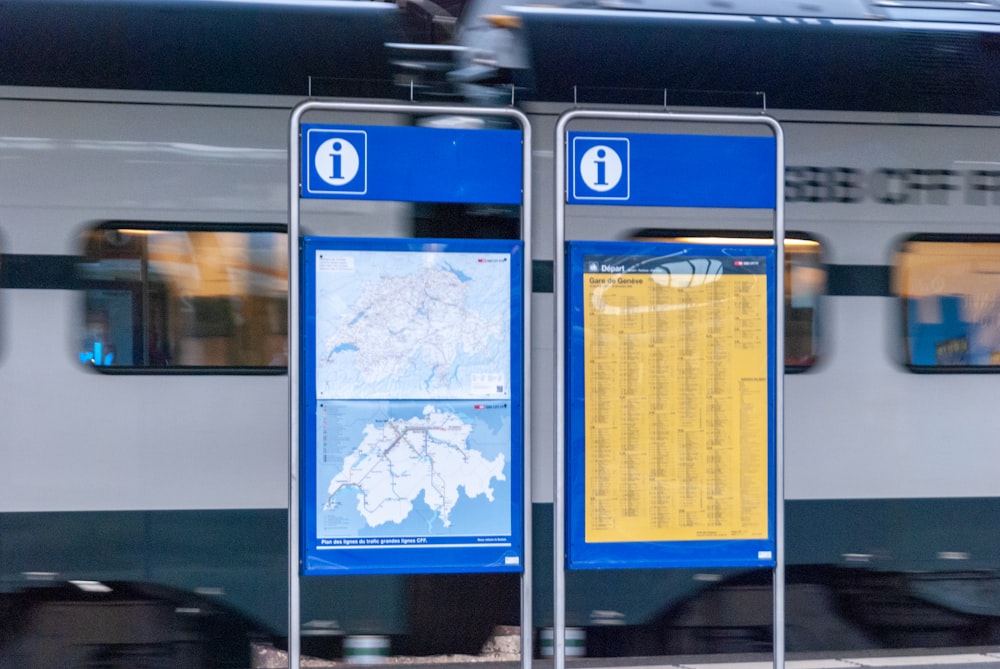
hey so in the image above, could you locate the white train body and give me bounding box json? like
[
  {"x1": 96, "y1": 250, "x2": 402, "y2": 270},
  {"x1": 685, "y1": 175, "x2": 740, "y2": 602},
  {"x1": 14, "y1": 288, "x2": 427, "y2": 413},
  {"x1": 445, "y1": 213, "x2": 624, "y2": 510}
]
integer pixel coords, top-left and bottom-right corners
[{"x1": 2, "y1": 56, "x2": 1000, "y2": 660}]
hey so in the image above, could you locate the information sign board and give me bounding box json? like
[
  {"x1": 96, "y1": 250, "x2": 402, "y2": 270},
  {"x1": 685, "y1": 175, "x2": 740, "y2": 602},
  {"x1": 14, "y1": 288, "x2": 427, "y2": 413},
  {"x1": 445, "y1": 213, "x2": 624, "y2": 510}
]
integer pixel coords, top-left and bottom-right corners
[
  {"x1": 568, "y1": 131, "x2": 776, "y2": 208},
  {"x1": 301, "y1": 236, "x2": 524, "y2": 575},
  {"x1": 565, "y1": 241, "x2": 777, "y2": 569},
  {"x1": 301, "y1": 124, "x2": 522, "y2": 204}
]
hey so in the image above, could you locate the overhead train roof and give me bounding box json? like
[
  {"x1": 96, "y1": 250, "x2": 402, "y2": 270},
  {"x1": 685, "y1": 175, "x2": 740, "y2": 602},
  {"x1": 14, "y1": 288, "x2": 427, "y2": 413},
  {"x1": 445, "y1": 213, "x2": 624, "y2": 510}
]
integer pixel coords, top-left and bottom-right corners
[
  {"x1": 0, "y1": 0, "x2": 404, "y2": 97},
  {"x1": 511, "y1": 5, "x2": 1000, "y2": 114}
]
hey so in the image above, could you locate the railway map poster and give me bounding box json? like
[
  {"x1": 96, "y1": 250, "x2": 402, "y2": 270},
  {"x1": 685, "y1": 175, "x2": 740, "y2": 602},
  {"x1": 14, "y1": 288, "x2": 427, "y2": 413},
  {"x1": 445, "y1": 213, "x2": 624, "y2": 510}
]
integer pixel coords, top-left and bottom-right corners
[
  {"x1": 301, "y1": 237, "x2": 524, "y2": 575},
  {"x1": 566, "y1": 241, "x2": 777, "y2": 569}
]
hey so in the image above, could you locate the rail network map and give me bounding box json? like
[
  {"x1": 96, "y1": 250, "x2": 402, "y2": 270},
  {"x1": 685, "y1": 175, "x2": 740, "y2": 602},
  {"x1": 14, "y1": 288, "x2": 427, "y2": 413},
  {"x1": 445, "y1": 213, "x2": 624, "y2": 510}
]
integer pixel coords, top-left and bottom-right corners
[
  {"x1": 315, "y1": 250, "x2": 511, "y2": 400},
  {"x1": 301, "y1": 239, "x2": 522, "y2": 573}
]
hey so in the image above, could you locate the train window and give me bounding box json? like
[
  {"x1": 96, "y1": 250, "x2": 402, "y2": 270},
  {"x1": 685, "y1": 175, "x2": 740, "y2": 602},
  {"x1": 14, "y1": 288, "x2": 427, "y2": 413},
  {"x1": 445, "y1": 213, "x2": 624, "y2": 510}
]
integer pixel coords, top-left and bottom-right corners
[
  {"x1": 894, "y1": 234, "x2": 1000, "y2": 371},
  {"x1": 78, "y1": 223, "x2": 287, "y2": 372},
  {"x1": 631, "y1": 229, "x2": 826, "y2": 372}
]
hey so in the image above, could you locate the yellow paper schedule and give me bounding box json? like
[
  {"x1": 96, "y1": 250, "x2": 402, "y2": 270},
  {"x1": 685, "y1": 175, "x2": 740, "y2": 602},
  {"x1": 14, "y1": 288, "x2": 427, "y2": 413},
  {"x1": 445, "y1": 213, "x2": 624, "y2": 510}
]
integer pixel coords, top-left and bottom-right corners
[{"x1": 583, "y1": 269, "x2": 769, "y2": 544}]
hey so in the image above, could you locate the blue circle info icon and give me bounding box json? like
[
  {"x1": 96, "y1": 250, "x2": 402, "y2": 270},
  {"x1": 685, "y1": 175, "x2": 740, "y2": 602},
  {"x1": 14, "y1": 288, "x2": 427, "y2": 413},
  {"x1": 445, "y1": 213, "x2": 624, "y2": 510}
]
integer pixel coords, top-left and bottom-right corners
[
  {"x1": 305, "y1": 128, "x2": 368, "y2": 196},
  {"x1": 571, "y1": 136, "x2": 630, "y2": 201}
]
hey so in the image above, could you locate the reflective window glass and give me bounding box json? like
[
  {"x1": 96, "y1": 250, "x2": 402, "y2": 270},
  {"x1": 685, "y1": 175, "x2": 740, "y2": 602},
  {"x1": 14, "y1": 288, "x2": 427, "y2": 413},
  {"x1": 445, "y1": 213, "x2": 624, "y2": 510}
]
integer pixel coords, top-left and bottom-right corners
[
  {"x1": 79, "y1": 223, "x2": 287, "y2": 371},
  {"x1": 894, "y1": 234, "x2": 1000, "y2": 370},
  {"x1": 630, "y1": 229, "x2": 826, "y2": 371}
]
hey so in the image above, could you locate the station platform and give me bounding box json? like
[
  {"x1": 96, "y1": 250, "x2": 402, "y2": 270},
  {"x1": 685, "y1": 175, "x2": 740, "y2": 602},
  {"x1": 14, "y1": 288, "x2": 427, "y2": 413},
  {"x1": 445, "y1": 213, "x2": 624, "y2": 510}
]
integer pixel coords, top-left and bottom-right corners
[{"x1": 256, "y1": 647, "x2": 1000, "y2": 669}]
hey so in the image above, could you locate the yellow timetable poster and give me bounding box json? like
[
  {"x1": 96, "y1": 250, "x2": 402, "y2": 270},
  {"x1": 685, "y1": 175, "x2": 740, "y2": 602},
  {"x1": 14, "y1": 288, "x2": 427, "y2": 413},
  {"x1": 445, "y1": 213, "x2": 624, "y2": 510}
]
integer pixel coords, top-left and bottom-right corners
[{"x1": 582, "y1": 254, "x2": 770, "y2": 544}]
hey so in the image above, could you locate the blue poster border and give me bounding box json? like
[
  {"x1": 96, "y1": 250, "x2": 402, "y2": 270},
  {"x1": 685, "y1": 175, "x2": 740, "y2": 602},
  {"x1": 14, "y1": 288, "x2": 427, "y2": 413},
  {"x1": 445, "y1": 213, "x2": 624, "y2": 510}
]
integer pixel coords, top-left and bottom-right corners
[
  {"x1": 564, "y1": 240, "x2": 777, "y2": 570},
  {"x1": 300, "y1": 236, "x2": 524, "y2": 575}
]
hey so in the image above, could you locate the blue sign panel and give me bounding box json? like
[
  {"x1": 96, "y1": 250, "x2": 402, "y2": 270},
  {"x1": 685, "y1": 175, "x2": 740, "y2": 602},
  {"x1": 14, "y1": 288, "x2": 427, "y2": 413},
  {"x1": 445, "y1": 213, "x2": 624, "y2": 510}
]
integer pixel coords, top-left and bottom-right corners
[
  {"x1": 568, "y1": 132, "x2": 776, "y2": 208},
  {"x1": 302, "y1": 124, "x2": 522, "y2": 204},
  {"x1": 565, "y1": 241, "x2": 777, "y2": 569},
  {"x1": 301, "y1": 236, "x2": 524, "y2": 575}
]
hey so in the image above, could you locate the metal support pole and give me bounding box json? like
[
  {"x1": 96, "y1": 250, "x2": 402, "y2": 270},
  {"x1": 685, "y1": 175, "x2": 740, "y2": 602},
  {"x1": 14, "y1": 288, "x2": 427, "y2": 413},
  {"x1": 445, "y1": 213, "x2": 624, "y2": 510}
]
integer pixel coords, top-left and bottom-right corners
[{"x1": 773, "y1": 124, "x2": 787, "y2": 669}]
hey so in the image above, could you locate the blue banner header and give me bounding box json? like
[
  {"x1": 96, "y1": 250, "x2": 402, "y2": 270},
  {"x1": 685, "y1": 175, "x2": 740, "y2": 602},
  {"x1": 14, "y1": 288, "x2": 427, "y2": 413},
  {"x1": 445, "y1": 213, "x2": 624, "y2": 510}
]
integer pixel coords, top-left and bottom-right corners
[
  {"x1": 568, "y1": 132, "x2": 776, "y2": 208},
  {"x1": 302, "y1": 124, "x2": 523, "y2": 204}
]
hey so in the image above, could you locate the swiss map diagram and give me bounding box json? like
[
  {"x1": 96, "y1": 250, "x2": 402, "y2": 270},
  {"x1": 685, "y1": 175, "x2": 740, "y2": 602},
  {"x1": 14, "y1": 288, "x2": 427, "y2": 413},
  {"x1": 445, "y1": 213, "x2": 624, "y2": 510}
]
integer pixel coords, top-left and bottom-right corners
[{"x1": 313, "y1": 249, "x2": 513, "y2": 539}]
